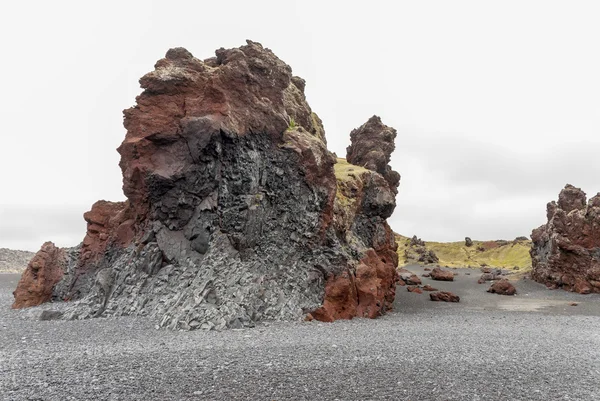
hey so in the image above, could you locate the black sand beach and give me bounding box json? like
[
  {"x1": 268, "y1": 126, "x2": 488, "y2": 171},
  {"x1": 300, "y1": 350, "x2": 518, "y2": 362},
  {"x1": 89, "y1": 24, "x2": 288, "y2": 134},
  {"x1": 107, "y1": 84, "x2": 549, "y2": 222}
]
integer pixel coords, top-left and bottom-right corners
[{"x1": 1, "y1": 271, "x2": 599, "y2": 400}]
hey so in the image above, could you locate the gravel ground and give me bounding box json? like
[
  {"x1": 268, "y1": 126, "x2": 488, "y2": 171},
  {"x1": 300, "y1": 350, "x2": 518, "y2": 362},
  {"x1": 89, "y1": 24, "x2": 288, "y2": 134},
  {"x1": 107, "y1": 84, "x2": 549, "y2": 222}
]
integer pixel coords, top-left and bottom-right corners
[{"x1": 1, "y1": 271, "x2": 600, "y2": 401}]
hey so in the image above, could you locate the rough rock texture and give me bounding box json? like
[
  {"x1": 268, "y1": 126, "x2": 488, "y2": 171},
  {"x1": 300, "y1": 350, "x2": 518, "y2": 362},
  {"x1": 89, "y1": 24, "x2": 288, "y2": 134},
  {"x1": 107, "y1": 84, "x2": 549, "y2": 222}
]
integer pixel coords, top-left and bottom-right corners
[
  {"x1": 487, "y1": 280, "x2": 516, "y2": 296},
  {"x1": 465, "y1": 237, "x2": 473, "y2": 247},
  {"x1": 407, "y1": 286, "x2": 423, "y2": 294},
  {"x1": 401, "y1": 235, "x2": 439, "y2": 265},
  {"x1": 0, "y1": 248, "x2": 34, "y2": 273},
  {"x1": 430, "y1": 267, "x2": 454, "y2": 281},
  {"x1": 531, "y1": 184, "x2": 600, "y2": 294},
  {"x1": 346, "y1": 116, "x2": 400, "y2": 191},
  {"x1": 399, "y1": 269, "x2": 421, "y2": 285},
  {"x1": 429, "y1": 291, "x2": 460, "y2": 302},
  {"x1": 12, "y1": 243, "x2": 67, "y2": 308},
  {"x1": 13, "y1": 41, "x2": 400, "y2": 329}
]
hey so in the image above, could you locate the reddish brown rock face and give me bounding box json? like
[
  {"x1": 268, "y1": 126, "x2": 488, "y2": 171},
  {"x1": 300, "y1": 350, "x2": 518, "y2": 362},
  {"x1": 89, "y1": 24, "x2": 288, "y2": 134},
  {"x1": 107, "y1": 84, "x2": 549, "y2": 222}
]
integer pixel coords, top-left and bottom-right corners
[
  {"x1": 487, "y1": 280, "x2": 517, "y2": 296},
  {"x1": 80, "y1": 200, "x2": 134, "y2": 266},
  {"x1": 407, "y1": 286, "x2": 423, "y2": 294},
  {"x1": 530, "y1": 184, "x2": 600, "y2": 294},
  {"x1": 12, "y1": 242, "x2": 66, "y2": 308}
]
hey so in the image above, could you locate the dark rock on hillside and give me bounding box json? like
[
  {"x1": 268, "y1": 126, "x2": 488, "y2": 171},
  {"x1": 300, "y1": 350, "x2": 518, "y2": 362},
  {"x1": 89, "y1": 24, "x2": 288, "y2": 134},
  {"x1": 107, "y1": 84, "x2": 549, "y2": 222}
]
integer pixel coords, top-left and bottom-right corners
[
  {"x1": 13, "y1": 41, "x2": 401, "y2": 329},
  {"x1": 465, "y1": 237, "x2": 473, "y2": 247},
  {"x1": 12, "y1": 243, "x2": 67, "y2": 308},
  {"x1": 530, "y1": 184, "x2": 600, "y2": 294},
  {"x1": 346, "y1": 116, "x2": 400, "y2": 192},
  {"x1": 401, "y1": 235, "x2": 439, "y2": 265}
]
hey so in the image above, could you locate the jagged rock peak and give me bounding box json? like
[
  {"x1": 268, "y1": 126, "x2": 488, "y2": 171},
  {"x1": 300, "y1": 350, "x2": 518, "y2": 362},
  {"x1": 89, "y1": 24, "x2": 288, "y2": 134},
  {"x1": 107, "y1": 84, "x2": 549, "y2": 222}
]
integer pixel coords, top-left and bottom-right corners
[
  {"x1": 530, "y1": 184, "x2": 600, "y2": 294},
  {"x1": 346, "y1": 115, "x2": 400, "y2": 191}
]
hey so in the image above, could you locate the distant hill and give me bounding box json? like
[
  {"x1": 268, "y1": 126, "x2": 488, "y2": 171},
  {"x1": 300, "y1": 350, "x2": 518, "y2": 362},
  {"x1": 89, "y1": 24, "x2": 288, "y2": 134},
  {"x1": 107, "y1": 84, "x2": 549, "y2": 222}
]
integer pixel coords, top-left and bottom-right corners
[
  {"x1": 0, "y1": 248, "x2": 34, "y2": 273},
  {"x1": 396, "y1": 234, "x2": 532, "y2": 270}
]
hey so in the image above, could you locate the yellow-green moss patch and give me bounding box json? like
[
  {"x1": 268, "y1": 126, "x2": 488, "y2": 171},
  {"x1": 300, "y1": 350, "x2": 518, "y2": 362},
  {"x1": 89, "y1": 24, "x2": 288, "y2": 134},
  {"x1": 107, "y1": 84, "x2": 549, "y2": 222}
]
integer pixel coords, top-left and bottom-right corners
[{"x1": 396, "y1": 234, "x2": 532, "y2": 270}]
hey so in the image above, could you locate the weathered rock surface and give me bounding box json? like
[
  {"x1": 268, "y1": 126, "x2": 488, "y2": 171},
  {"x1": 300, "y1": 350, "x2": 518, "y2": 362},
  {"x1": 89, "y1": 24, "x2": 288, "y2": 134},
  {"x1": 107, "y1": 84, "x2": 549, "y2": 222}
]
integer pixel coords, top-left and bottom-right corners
[
  {"x1": 430, "y1": 267, "x2": 454, "y2": 281},
  {"x1": 346, "y1": 115, "x2": 400, "y2": 191},
  {"x1": 530, "y1": 184, "x2": 600, "y2": 294},
  {"x1": 13, "y1": 41, "x2": 401, "y2": 329},
  {"x1": 12, "y1": 243, "x2": 67, "y2": 308},
  {"x1": 400, "y1": 235, "x2": 439, "y2": 265},
  {"x1": 399, "y1": 269, "x2": 422, "y2": 285},
  {"x1": 429, "y1": 291, "x2": 460, "y2": 302},
  {"x1": 487, "y1": 280, "x2": 516, "y2": 296}
]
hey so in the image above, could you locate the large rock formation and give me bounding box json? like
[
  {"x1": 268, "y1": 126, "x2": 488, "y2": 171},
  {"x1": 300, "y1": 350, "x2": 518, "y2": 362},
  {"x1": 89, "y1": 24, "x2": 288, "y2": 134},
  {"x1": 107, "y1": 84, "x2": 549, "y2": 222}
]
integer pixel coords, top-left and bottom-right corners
[
  {"x1": 13, "y1": 41, "x2": 400, "y2": 329},
  {"x1": 530, "y1": 184, "x2": 600, "y2": 294}
]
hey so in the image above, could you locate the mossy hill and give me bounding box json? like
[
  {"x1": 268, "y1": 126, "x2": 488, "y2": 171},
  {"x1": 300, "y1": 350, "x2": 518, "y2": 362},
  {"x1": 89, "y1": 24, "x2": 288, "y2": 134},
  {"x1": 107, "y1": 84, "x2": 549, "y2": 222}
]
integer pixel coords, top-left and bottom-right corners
[{"x1": 396, "y1": 234, "x2": 532, "y2": 270}]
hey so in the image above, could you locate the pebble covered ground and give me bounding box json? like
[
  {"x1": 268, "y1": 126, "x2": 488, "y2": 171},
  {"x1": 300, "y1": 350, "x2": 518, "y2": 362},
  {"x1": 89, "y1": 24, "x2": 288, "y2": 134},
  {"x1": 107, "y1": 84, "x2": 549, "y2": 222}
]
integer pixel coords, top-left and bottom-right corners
[{"x1": 1, "y1": 271, "x2": 600, "y2": 400}]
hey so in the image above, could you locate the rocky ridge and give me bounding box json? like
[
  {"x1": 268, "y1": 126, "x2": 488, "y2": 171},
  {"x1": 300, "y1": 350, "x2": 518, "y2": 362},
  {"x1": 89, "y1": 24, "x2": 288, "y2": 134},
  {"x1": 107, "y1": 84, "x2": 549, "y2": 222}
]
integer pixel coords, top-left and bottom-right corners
[
  {"x1": 13, "y1": 41, "x2": 400, "y2": 329},
  {"x1": 0, "y1": 248, "x2": 34, "y2": 273},
  {"x1": 530, "y1": 184, "x2": 600, "y2": 294}
]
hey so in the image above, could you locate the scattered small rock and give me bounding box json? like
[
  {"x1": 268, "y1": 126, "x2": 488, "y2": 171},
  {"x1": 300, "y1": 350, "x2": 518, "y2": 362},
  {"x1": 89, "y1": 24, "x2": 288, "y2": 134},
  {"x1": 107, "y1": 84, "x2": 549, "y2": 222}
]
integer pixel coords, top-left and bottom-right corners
[
  {"x1": 399, "y1": 270, "x2": 422, "y2": 285},
  {"x1": 407, "y1": 286, "x2": 423, "y2": 294},
  {"x1": 430, "y1": 291, "x2": 460, "y2": 302},
  {"x1": 569, "y1": 302, "x2": 578, "y2": 306},
  {"x1": 422, "y1": 284, "x2": 437, "y2": 291},
  {"x1": 465, "y1": 237, "x2": 473, "y2": 247},
  {"x1": 421, "y1": 273, "x2": 431, "y2": 278},
  {"x1": 424, "y1": 267, "x2": 431, "y2": 271}
]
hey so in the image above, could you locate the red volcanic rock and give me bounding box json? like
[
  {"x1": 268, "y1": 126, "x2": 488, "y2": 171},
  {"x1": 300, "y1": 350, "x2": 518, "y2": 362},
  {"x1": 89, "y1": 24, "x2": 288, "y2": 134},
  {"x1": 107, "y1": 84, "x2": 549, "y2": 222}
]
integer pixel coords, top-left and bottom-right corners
[
  {"x1": 13, "y1": 41, "x2": 401, "y2": 330},
  {"x1": 422, "y1": 284, "x2": 438, "y2": 291},
  {"x1": 531, "y1": 185, "x2": 600, "y2": 294},
  {"x1": 430, "y1": 267, "x2": 454, "y2": 281},
  {"x1": 429, "y1": 291, "x2": 460, "y2": 302},
  {"x1": 399, "y1": 269, "x2": 422, "y2": 285},
  {"x1": 345, "y1": 116, "x2": 400, "y2": 192},
  {"x1": 12, "y1": 242, "x2": 66, "y2": 308},
  {"x1": 311, "y1": 270, "x2": 358, "y2": 322},
  {"x1": 80, "y1": 200, "x2": 134, "y2": 265},
  {"x1": 407, "y1": 286, "x2": 423, "y2": 294},
  {"x1": 487, "y1": 280, "x2": 517, "y2": 296}
]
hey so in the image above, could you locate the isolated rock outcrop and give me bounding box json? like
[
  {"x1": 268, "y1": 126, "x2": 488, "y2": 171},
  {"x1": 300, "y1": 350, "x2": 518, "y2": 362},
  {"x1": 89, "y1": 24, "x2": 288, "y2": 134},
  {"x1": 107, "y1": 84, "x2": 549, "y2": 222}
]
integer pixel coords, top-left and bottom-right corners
[
  {"x1": 12, "y1": 243, "x2": 66, "y2": 308},
  {"x1": 13, "y1": 41, "x2": 400, "y2": 329},
  {"x1": 346, "y1": 116, "x2": 400, "y2": 192},
  {"x1": 400, "y1": 235, "x2": 439, "y2": 265},
  {"x1": 530, "y1": 184, "x2": 600, "y2": 294}
]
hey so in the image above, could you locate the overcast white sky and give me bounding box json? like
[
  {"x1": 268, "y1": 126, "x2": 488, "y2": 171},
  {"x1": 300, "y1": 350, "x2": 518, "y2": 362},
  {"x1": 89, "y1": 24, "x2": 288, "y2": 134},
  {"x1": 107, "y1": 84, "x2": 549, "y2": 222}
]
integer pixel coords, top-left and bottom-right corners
[{"x1": 1, "y1": 1, "x2": 599, "y2": 251}]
